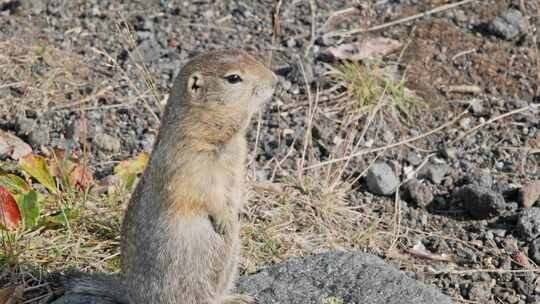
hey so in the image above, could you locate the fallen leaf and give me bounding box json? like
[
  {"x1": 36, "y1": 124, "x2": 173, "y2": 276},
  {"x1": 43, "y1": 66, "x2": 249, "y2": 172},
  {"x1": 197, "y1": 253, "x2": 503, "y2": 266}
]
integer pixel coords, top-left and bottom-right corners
[
  {"x1": 511, "y1": 250, "x2": 530, "y2": 268},
  {"x1": 0, "y1": 130, "x2": 32, "y2": 160},
  {"x1": 19, "y1": 154, "x2": 57, "y2": 194},
  {"x1": 325, "y1": 37, "x2": 402, "y2": 61},
  {"x1": 520, "y1": 180, "x2": 540, "y2": 208},
  {"x1": 0, "y1": 186, "x2": 21, "y2": 231}
]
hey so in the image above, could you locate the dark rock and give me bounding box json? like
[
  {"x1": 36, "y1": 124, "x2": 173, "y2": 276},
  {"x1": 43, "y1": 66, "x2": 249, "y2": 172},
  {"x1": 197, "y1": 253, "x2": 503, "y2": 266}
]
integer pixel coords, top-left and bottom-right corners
[
  {"x1": 453, "y1": 184, "x2": 506, "y2": 219},
  {"x1": 488, "y1": 9, "x2": 529, "y2": 40},
  {"x1": 422, "y1": 162, "x2": 449, "y2": 185},
  {"x1": 140, "y1": 133, "x2": 156, "y2": 152},
  {"x1": 137, "y1": 37, "x2": 167, "y2": 62},
  {"x1": 255, "y1": 169, "x2": 269, "y2": 182},
  {"x1": 17, "y1": 115, "x2": 37, "y2": 135},
  {"x1": 440, "y1": 147, "x2": 457, "y2": 161},
  {"x1": 365, "y1": 162, "x2": 399, "y2": 196},
  {"x1": 468, "y1": 282, "x2": 493, "y2": 302},
  {"x1": 27, "y1": 127, "x2": 50, "y2": 147},
  {"x1": 459, "y1": 117, "x2": 472, "y2": 129},
  {"x1": 406, "y1": 152, "x2": 422, "y2": 166},
  {"x1": 15, "y1": 115, "x2": 49, "y2": 147},
  {"x1": 519, "y1": 181, "x2": 540, "y2": 208},
  {"x1": 469, "y1": 169, "x2": 493, "y2": 189},
  {"x1": 404, "y1": 179, "x2": 433, "y2": 208},
  {"x1": 236, "y1": 252, "x2": 453, "y2": 304},
  {"x1": 94, "y1": 133, "x2": 121, "y2": 153},
  {"x1": 470, "y1": 99, "x2": 484, "y2": 115},
  {"x1": 517, "y1": 208, "x2": 540, "y2": 241},
  {"x1": 46, "y1": 0, "x2": 65, "y2": 15},
  {"x1": 530, "y1": 238, "x2": 540, "y2": 265},
  {"x1": 0, "y1": 0, "x2": 22, "y2": 13}
]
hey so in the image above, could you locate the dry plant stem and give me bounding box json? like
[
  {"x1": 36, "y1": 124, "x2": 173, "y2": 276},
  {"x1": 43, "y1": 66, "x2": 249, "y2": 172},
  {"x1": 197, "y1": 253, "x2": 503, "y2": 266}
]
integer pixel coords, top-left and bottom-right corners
[
  {"x1": 389, "y1": 153, "x2": 434, "y2": 250},
  {"x1": 250, "y1": 0, "x2": 282, "y2": 171},
  {"x1": 438, "y1": 268, "x2": 540, "y2": 275},
  {"x1": 297, "y1": 55, "x2": 318, "y2": 174},
  {"x1": 451, "y1": 48, "x2": 477, "y2": 61},
  {"x1": 51, "y1": 85, "x2": 113, "y2": 111},
  {"x1": 325, "y1": 0, "x2": 476, "y2": 38},
  {"x1": 389, "y1": 185, "x2": 402, "y2": 250},
  {"x1": 270, "y1": 135, "x2": 301, "y2": 181},
  {"x1": 450, "y1": 105, "x2": 536, "y2": 145},
  {"x1": 270, "y1": 0, "x2": 283, "y2": 66},
  {"x1": 249, "y1": 110, "x2": 264, "y2": 172},
  {"x1": 117, "y1": 15, "x2": 162, "y2": 113},
  {"x1": 304, "y1": 109, "x2": 469, "y2": 170}
]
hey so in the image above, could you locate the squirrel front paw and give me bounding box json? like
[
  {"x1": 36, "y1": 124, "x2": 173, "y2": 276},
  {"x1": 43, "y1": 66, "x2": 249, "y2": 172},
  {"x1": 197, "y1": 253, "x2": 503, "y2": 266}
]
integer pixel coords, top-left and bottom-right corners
[{"x1": 208, "y1": 210, "x2": 235, "y2": 236}]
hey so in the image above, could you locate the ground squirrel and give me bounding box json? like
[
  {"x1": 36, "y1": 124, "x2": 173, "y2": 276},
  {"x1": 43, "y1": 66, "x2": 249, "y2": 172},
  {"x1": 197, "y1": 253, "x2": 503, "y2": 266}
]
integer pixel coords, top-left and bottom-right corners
[{"x1": 53, "y1": 49, "x2": 277, "y2": 303}]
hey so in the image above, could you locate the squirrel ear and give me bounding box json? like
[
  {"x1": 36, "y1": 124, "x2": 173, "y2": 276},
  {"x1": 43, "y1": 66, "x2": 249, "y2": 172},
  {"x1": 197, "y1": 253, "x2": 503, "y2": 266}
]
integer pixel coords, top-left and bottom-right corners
[{"x1": 187, "y1": 72, "x2": 204, "y2": 99}]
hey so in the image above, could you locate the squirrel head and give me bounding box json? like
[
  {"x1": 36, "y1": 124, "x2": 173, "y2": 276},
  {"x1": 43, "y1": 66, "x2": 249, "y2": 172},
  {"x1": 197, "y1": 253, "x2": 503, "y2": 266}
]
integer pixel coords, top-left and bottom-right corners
[{"x1": 163, "y1": 49, "x2": 277, "y2": 146}]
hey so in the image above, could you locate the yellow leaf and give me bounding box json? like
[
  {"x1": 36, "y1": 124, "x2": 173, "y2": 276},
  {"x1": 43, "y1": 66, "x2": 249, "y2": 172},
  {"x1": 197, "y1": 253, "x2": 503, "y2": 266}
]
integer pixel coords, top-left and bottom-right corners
[{"x1": 19, "y1": 154, "x2": 57, "y2": 194}]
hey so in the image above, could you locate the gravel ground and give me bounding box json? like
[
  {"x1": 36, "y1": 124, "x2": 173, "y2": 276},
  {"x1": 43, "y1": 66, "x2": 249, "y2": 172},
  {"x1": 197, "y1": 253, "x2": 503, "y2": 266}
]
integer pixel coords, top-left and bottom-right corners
[{"x1": 1, "y1": 0, "x2": 540, "y2": 303}]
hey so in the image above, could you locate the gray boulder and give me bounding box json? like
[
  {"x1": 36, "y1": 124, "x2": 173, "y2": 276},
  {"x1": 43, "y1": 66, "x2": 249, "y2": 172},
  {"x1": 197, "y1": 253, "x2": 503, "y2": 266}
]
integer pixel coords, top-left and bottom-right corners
[{"x1": 237, "y1": 252, "x2": 452, "y2": 304}]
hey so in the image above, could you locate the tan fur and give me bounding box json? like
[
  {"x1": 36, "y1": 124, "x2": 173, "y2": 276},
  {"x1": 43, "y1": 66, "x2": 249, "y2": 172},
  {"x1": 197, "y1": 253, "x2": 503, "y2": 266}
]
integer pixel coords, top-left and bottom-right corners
[{"x1": 120, "y1": 49, "x2": 276, "y2": 304}]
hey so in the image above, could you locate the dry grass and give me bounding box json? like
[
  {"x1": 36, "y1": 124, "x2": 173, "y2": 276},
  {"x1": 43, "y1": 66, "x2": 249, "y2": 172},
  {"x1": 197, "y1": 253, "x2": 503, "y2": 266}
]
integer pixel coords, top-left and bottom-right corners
[
  {"x1": 243, "y1": 174, "x2": 365, "y2": 272},
  {"x1": 324, "y1": 60, "x2": 424, "y2": 123},
  {"x1": 0, "y1": 32, "x2": 98, "y2": 110}
]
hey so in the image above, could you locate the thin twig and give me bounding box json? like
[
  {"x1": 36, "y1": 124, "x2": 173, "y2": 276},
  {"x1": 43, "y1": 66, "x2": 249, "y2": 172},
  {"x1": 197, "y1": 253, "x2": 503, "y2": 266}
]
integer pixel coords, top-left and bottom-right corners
[
  {"x1": 50, "y1": 85, "x2": 114, "y2": 111},
  {"x1": 304, "y1": 109, "x2": 468, "y2": 170},
  {"x1": 450, "y1": 105, "x2": 536, "y2": 144},
  {"x1": 435, "y1": 268, "x2": 540, "y2": 275}
]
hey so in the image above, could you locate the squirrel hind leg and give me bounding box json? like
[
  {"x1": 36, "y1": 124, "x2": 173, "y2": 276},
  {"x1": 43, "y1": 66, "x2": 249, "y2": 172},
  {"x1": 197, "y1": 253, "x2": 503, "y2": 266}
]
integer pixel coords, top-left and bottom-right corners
[{"x1": 220, "y1": 294, "x2": 254, "y2": 304}]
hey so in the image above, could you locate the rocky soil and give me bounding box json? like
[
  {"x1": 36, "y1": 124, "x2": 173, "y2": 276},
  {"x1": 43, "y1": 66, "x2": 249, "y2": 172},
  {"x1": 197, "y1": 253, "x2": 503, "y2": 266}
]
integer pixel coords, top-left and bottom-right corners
[{"x1": 1, "y1": 0, "x2": 540, "y2": 303}]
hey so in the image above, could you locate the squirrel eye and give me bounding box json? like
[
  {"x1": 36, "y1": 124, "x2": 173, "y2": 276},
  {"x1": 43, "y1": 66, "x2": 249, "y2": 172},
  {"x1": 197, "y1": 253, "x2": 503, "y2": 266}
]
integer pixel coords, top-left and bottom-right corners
[{"x1": 224, "y1": 74, "x2": 243, "y2": 84}]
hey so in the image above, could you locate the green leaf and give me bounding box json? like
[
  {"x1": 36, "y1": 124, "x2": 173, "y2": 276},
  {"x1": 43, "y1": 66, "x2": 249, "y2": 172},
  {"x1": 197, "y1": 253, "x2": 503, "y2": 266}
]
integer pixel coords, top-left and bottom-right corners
[
  {"x1": 16, "y1": 190, "x2": 40, "y2": 229},
  {"x1": 19, "y1": 154, "x2": 57, "y2": 194},
  {"x1": 44, "y1": 207, "x2": 80, "y2": 226},
  {"x1": 0, "y1": 174, "x2": 31, "y2": 195}
]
